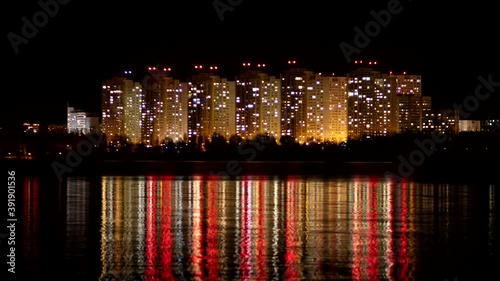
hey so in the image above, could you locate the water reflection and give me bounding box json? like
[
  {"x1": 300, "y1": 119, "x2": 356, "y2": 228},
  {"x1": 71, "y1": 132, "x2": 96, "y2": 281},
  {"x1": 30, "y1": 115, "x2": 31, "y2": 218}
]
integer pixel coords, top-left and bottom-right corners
[
  {"x1": 23, "y1": 177, "x2": 40, "y2": 274},
  {"x1": 21, "y1": 175, "x2": 491, "y2": 281},
  {"x1": 65, "y1": 177, "x2": 90, "y2": 275},
  {"x1": 93, "y1": 177, "x2": 481, "y2": 280}
]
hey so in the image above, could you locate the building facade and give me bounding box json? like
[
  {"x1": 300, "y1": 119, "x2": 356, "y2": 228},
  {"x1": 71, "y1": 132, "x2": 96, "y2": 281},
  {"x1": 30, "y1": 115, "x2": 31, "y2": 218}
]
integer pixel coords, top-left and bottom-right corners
[
  {"x1": 280, "y1": 68, "x2": 315, "y2": 143},
  {"x1": 102, "y1": 77, "x2": 143, "y2": 144},
  {"x1": 390, "y1": 74, "x2": 434, "y2": 133},
  {"x1": 459, "y1": 120, "x2": 481, "y2": 132},
  {"x1": 67, "y1": 106, "x2": 99, "y2": 135},
  {"x1": 187, "y1": 73, "x2": 236, "y2": 144},
  {"x1": 235, "y1": 70, "x2": 281, "y2": 140},
  {"x1": 328, "y1": 76, "x2": 348, "y2": 143},
  {"x1": 347, "y1": 68, "x2": 396, "y2": 139}
]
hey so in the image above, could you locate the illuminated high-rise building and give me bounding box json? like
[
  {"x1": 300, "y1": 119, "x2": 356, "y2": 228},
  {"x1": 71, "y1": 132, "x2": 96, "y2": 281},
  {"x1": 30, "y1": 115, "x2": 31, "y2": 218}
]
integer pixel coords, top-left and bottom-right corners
[
  {"x1": 396, "y1": 95, "x2": 434, "y2": 133},
  {"x1": 187, "y1": 73, "x2": 215, "y2": 144},
  {"x1": 421, "y1": 103, "x2": 436, "y2": 133},
  {"x1": 187, "y1": 72, "x2": 236, "y2": 144},
  {"x1": 163, "y1": 80, "x2": 188, "y2": 142},
  {"x1": 329, "y1": 76, "x2": 349, "y2": 143},
  {"x1": 140, "y1": 66, "x2": 188, "y2": 145},
  {"x1": 347, "y1": 67, "x2": 397, "y2": 139},
  {"x1": 260, "y1": 76, "x2": 281, "y2": 139},
  {"x1": 305, "y1": 74, "x2": 332, "y2": 143},
  {"x1": 102, "y1": 76, "x2": 143, "y2": 144},
  {"x1": 303, "y1": 74, "x2": 348, "y2": 143},
  {"x1": 213, "y1": 78, "x2": 236, "y2": 138},
  {"x1": 141, "y1": 67, "x2": 173, "y2": 146},
  {"x1": 280, "y1": 68, "x2": 315, "y2": 143},
  {"x1": 235, "y1": 70, "x2": 281, "y2": 139},
  {"x1": 391, "y1": 74, "x2": 421, "y2": 96},
  {"x1": 390, "y1": 74, "x2": 434, "y2": 133}
]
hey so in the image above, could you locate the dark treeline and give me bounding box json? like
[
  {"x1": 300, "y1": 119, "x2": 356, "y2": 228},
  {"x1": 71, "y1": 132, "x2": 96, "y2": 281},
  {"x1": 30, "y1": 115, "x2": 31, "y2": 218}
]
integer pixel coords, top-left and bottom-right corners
[{"x1": 1, "y1": 131, "x2": 500, "y2": 163}]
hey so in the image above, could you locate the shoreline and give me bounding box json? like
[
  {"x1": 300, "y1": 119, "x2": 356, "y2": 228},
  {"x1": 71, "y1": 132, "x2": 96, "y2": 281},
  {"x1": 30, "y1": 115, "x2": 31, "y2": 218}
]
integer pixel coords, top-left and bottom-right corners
[{"x1": 3, "y1": 158, "x2": 499, "y2": 183}]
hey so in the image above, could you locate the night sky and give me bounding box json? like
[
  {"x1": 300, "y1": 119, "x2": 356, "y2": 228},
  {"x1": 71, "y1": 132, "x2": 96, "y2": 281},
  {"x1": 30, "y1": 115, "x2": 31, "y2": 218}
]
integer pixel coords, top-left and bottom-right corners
[{"x1": 3, "y1": 0, "x2": 500, "y2": 131}]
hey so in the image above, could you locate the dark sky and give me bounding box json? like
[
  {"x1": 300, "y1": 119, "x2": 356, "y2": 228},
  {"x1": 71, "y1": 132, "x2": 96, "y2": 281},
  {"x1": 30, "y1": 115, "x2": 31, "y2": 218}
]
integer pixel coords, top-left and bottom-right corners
[{"x1": 3, "y1": 0, "x2": 500, "y2": 130}]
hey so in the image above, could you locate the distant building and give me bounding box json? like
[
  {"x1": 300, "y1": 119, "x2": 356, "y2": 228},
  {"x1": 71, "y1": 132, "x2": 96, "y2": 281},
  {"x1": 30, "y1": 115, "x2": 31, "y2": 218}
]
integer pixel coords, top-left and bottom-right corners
[
  {"x1": 389, "y1": 73, "x2": 434, "y2": 133},
  {"x1": 482, "y1": 119, "x2": 500, "y2": 131},
  {"x1": 396, "y1": 95, "x2": 434, "y2": 133},
  {"x1": 48, "y1": 124, "x2": 67, "y2": 134},
  {"x1": 435, "y1": 109, "x2": 460, "y2": 135},
  {"x1": 67, "y1": 106, "x2": 99, "y2": 135},
  {"x1": 23, "y1": 123, "x2": 40, "y2": 134},
  {"x1": 459, "y1": 120, "x2": 481, "y2": 132}
]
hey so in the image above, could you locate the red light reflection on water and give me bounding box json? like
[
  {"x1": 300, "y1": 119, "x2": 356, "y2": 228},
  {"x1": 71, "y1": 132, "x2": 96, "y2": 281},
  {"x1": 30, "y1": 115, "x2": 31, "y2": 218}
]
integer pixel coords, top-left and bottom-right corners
[
  {"x1": 256, "y1": 180, "x2": 268, "y2": 281},
  {"x1": 351, "y1": 181, "x2": 364, "y2": 281},
  {"x1": 284, "y1": 180, "x2": 300, "y2": 280},
  {"x1": 240, "y1": 181, "x2": 253, "y2": 280},
  {"x1": 398, "y1": 183, "x2": 409, "y2": 281},
  {"x1": 191, "y1": 181, "x2": 204, "y2": 281},
  {"x1": 351, "y1": 178, "x2": 410, "y2": 281},
  {"x1": 160, "y1": 179, "x2": 174, "y2": 281},
  {"x1": 206, "y1": 181, "x2": 220, "y2": 281},
  {"x1": 367, "y1": 182, "x2": 379, "y2": 281},
  {"x1": 101, "y1": 176, "x2": 413, "y2": 280},
  {"x1": 145, "y1": 177, "x2": 158, "y2": 280},
  {"x1": 23, "y1": 177, "x2": 40, "y2": 266}
]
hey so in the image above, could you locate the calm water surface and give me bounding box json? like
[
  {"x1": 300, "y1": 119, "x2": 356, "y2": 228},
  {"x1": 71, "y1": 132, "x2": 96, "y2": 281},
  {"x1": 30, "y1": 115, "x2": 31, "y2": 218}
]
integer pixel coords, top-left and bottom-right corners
[{"x1": 19, "y1": 175, "x2": 499, "y2": 281}]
